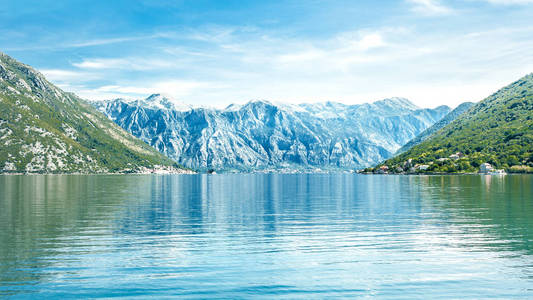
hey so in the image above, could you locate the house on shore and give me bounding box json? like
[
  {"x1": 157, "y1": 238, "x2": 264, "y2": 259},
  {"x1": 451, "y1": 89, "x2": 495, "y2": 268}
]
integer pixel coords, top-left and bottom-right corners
[
  {"x1": 377, "y1": 165, "x2": 389, "y2": 174},
  {"x1": 480, "y1": 163, "x2": 494, "y2": 173},
  {"x1": 479, "y1": 163, "x2": 505, "y2": 174}
]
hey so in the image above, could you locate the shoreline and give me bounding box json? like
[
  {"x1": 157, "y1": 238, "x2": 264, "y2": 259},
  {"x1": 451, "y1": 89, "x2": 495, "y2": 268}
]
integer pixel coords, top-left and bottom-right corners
[
  {"x1": 0, "y1": 170, "x2": 197, "y2": 176},
  {"x1": 360, "y1": 172, "x2": 533, "y2": 175},
  {"x1": 1, "y1": 171, "x2": 531, "y2": 176}
]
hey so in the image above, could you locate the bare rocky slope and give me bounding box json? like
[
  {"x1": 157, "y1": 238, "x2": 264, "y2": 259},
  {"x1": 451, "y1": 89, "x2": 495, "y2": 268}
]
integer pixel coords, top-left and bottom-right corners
[{"x1": 95, "y1": 95, "x2": 450, "y2": 171}]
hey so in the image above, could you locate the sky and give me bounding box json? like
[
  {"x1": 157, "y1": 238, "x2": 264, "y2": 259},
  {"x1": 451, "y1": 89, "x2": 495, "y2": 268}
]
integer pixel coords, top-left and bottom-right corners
[{"x1": 1, "y1": 0, "x2": 533, "y2": 108}]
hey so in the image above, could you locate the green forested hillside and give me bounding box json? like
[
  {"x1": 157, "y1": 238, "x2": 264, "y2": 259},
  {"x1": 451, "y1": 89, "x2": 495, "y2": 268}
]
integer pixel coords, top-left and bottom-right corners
[
  {"x1": 396, "y1": 101, "x2": 474, "y2": 154},
  {"x1": 0, "y1": 51, "x2": 182, "y2": 173},
  {"x1": 368, "y1": 73, "x2": 533, "y2": 174}
]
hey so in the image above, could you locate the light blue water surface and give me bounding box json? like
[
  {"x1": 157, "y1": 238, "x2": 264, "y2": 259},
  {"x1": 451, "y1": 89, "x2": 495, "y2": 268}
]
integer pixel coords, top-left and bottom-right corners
[{"x1": 1, "y1": 174, "x2": 532, "y2": 299}]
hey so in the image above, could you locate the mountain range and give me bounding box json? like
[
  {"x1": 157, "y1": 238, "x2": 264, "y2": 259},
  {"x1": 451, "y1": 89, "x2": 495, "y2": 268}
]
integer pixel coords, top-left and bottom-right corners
[
  {"x1": 94, "y1": 95, "x2": 451, "y2": 171},
  {"x1": 6, "y1": 51, "x2": 504, "y2": 174},
  {"x1": 0, "y1": 52, "x2": 184, "y2": 173}
]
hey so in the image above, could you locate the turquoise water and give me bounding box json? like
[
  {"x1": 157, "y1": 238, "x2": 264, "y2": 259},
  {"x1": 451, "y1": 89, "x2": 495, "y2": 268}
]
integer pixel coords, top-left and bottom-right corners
[{"x1": 1, "y1": 174, "x2": 532, "y2": 299}]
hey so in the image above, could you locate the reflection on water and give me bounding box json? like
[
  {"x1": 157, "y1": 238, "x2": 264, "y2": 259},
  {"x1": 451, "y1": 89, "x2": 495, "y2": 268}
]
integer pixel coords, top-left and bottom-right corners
[{"x1": 0, "y1": 174, "x2": 532, "y2": 298}]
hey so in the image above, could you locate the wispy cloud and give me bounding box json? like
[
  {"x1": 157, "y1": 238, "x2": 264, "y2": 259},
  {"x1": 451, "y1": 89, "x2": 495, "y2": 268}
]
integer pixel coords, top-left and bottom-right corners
[
  {"x1": 335, "y1": 31, "x2": 388, "y2": 51},
  {"x1": 273, "y1": 28, "x2": 417, "y2": 73},
  {"x1": 40, "y1": 22, "x2": 533, "y2": 108},
  {"x1": 4, "y1": 32, "x2": 172, "y2": 52},
  {"x1": 72, "y1": 80, "x2": 226, "y2": 101},
  {"x1": 483, "y1": 0, "x2": 533, "y2": 4},
  {"x1": 14, "y1": 0, "x2": 529, "y2": 109},
  {"x1": 72, "y1": 57, "x2": 174, "y2": 71},
  {"x1": 407, "y1": 0, "x2": 454, "y2": 15},
  {"x1": 67, "y1": 35, "x2": 158, "y2": 48},
  {"x1": 96, "y1": 80, "x2": 211, "y2": 96},
  {"x1": 40, "y1": 69, "x2": 98, "y2": 81},
  {"x1": 278, "y1": 49, "x2": 325, "y2": 63}
]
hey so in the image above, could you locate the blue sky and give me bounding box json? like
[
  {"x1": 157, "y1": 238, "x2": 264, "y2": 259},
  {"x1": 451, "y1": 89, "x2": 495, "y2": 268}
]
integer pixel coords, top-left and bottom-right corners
[{"x1": 1, "y1": 0, "x2": 533, "y2": 107}]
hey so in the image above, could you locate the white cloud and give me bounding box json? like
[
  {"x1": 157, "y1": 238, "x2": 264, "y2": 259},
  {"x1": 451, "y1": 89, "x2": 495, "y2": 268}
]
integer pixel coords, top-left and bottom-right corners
[
  {"x1": 40, "y1": 69, "x2": 98, "y2": 81},
  {"x1": 278, "y1": 49, "x2": 325, "y2": 63},
  {"x1": 41, "y1": 21, "x2": 533, "y2": 109},
  {"x1": 483, "y1": 0, "x2": 533, "y2": 4},
  {"x1": 6, "y1": 34, "x2": 169, "y2": 52},
  {"x1": 67, "y1": 35, "x2": 155, "y2": 48},
  {"x1": 73, "y1": 80, "x2": 226, "y2": 102},
  {"x1": 272, "y1": 28, "x2": 416, "y2": 73},
  {"x1": 407, "y1": 0, "x2": 454, "y2": 15},
  {"x1": 335, "y1": 31, "x2": 389, "y2": 51},
  {"x1": 72, "y1": 59, "x2": 124, "y2": 69},
  {"x1": 150, "y1": 80, "x2": 216, "y2": 97},
  {"x1": 72, "y1": 57, "x2": 173, "y2": 71},
  {"x1": 359, "y1": 34, "x2": 385, "y2": 50}
]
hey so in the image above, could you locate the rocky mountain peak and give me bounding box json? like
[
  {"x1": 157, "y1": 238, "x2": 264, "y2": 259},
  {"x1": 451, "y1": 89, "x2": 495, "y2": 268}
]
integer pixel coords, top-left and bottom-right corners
[
  {"x1": 373, "y1": 97, "x2": 419, "y2": 110},
  {"x1": 140, "y1": 93, "x2": 192, "y2": 111},
  {"x1": 96, "y1": 95, "x2": 452, "y2": 171}
]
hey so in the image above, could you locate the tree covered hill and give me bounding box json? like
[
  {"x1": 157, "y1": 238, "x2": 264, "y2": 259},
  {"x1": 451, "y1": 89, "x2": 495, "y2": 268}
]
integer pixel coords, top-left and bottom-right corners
[
  {"x1": 367, "y1": 73, "x2": 533, "y2": 174},
  {"x1": 396, "y1": 101, "x2": 474, "y2": 154},
  {"x1": 0, "y1": 51, "x2": 183, "y2": 173}
]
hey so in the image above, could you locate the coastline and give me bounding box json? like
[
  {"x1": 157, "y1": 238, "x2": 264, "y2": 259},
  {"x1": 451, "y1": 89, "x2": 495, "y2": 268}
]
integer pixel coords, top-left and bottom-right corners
[
  {"x1": 3, "y1": 170, "x2": 531, "y2": 176},
  {"x1": 0, "y1": 172, "x2": 197, "y2": 176},
  {"x1": 360, "y1": 172, "x2": 532, "y2": 175},
  {"x1": 0, "y1": 168, "x2": 197, "y2": 176}
]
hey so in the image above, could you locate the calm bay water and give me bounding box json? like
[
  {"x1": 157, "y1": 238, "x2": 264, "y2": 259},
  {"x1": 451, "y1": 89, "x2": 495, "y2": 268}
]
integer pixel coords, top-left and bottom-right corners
[{"x1": 0, "y1": 174, "x2": 532, "y2": 299}]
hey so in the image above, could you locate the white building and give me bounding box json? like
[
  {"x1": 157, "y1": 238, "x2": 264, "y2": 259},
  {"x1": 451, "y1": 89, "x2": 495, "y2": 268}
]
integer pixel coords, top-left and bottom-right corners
[
  {"x1": 417, "y1": 164, "x2": 430, "y2": 171},
  {"x1": 490, "y1": 169, "x2": 506, "y2": 175},
  {"x1": 480, "y1": 163, "x2": 494, "y2": 173}
]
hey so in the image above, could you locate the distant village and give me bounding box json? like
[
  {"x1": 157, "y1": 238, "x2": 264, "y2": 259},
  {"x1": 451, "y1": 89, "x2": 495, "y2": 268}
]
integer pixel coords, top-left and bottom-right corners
[{"x1": 364, "y1": 152, "x2": 506, "y2": 175}]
